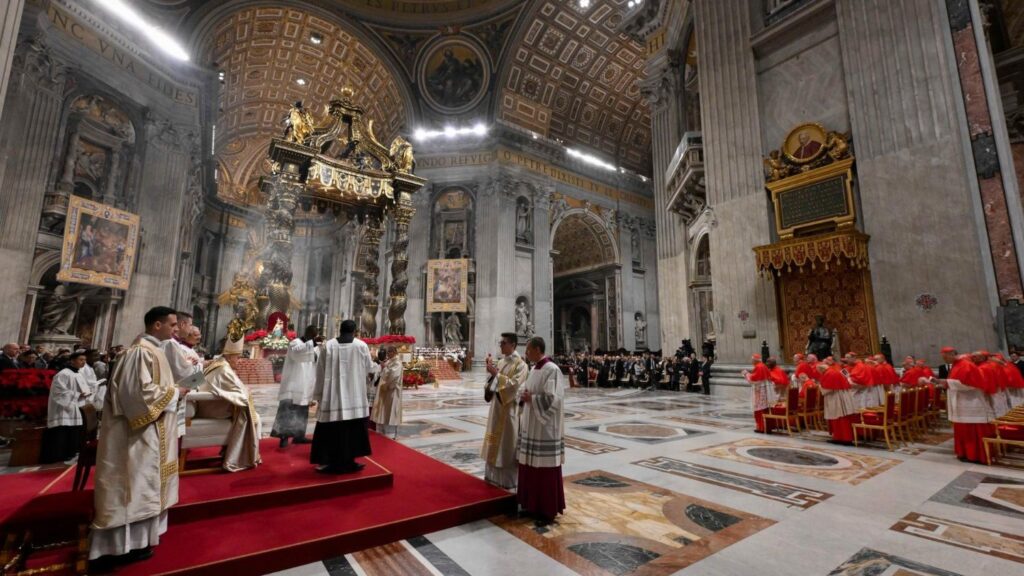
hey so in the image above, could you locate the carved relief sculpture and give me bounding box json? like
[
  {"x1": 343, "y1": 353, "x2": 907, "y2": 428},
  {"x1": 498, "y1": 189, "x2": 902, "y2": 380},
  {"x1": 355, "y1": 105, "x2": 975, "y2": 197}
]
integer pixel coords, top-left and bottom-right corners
[{"x1": 516, "y1": 197, "x2": 532, "y2": 243}]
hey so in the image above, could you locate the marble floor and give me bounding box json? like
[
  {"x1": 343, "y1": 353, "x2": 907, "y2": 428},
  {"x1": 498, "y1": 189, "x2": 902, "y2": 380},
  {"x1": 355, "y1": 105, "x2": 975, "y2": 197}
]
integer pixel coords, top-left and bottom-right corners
[{"x1": 7, "y1": 370, "x2": 1024, "y2": 575}]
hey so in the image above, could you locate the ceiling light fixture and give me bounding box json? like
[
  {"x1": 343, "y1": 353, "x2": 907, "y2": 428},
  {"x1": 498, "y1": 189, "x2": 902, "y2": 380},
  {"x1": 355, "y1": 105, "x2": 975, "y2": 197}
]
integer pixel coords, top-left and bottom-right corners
[
  {"x1": 413, "y1": 123, "x2": 490, "y2": 142},
  {"x1": 309, "y1": 32, "x2": 323, "y2": 45},
  {"x1": 93, "y1": 0, "x2": 190, "y2": 61},
  {"x1": 296, "y1": 78, "x2": 307, "y2": 86},
  {"x1": 579, "y1": 0, "x2": 592, "y2": 9}
]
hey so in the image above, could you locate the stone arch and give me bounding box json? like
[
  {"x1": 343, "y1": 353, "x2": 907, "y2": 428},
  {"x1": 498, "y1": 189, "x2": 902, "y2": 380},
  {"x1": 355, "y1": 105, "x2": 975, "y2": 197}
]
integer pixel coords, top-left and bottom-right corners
[
  {"x1": 30, "y1": 251, "x2": 63, "y2": 286},
  {"x1": 550, "y1": 208, "x2": 620, "y2": 274}
]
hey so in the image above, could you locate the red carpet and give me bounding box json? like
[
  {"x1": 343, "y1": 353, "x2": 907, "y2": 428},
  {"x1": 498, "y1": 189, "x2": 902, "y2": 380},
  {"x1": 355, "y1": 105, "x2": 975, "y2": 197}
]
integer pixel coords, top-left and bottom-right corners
[
  {"x1": 0, "y1": 468, "x2": 65, "y2": 523},
  {"x1": 42, "y1": 439, "x2": 394, "y2": 523},
  {"x1": 17, "y1": 433, "x2": 513, "y2": 575}
]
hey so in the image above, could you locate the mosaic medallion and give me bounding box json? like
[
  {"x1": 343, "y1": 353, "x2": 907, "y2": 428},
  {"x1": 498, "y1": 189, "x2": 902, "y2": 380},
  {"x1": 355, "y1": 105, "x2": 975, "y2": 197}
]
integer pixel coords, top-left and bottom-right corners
[
  {"x1": 579, "y1": 421, "x2": 711, "y2": 444},
  {"x1": 697, "y1": 438, "x2": 901, "y2": 485},
  {"x1": 418, "y1": 36, "x2": 490, "y2": 114},
  {"x1": 492, "y1": 470, "x2": 773, "y2": 576},
  {"x1": 413, "y1": 439, "x2": 484, "y2": 478},
  {"x1": 398, "y1": 419, "x2": 467, "y2": 439}
]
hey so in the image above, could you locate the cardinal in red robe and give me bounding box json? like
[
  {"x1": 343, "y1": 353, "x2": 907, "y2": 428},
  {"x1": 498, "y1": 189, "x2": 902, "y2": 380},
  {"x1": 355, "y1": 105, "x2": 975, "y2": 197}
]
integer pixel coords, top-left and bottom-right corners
[
  {"x1": 938, "y1": 348, "x2": 994, "y2": 463},
  {"x1": 795, "y1": 354, "x2": 819, "y2": 399},
  {"x1": 818, "y1": 362, "x2": 857, "y2": 444},
  {"x1": 743, "y1": 355, "x2": 773, "y2": 433}
]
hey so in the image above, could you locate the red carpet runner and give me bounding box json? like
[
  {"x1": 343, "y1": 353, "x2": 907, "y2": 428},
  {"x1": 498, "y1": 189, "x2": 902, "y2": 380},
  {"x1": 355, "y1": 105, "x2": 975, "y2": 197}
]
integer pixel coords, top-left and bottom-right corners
[{"x1": 22, "y1": 433, "x2": 513, "y2": 575}]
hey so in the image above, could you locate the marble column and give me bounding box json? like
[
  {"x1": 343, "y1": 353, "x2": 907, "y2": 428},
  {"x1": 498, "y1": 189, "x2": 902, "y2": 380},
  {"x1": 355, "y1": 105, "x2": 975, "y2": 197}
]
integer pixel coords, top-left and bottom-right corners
[
  {"x1": 405, "y1": 189, "x2": 431, "y2": 345},
  {"x1": 644, "y1": 62, "x2": 691, "y2": 352},
  {"x1": 0, "y1": 0, "x2": 23, "y2": 127},
  {"x1": 532, "y1": 186, "x2": 553, "y2": 346},
  {"x1": 472, "y1": 174, "x2": 516, "y2": 362},
  {"x1": 695, "y1": 0, "x2": 778, "y2": 363},
  {"x1": 0, "y1": 38, "x2": 66, "y2": 342},
  {"x1": 617, "y1": 215, "x2": 637, "y2": 350},
  {"x1": 115, "y1": 115, "x2": 190, "y2": 343}
]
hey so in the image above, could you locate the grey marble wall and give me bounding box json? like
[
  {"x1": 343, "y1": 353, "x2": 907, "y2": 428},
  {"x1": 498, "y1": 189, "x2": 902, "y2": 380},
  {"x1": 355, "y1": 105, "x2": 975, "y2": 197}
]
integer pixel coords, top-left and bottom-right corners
[
  {"x1": 834, "y1": 0, "x2": 999, "y2": 355},
  {"x1": 695, "y1": 0, "x2": 779, "y2": 362}
]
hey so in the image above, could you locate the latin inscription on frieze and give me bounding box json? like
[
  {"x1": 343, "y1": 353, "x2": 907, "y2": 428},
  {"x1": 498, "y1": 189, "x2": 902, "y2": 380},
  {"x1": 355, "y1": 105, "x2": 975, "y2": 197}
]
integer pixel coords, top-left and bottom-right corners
[{"x1": 778, "y1": 176, "x2": 848, "y2": 230}]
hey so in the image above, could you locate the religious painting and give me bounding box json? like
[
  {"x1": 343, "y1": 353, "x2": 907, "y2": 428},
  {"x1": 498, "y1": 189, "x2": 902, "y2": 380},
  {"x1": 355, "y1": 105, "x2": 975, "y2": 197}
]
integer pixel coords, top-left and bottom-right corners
[
  {"x1": 783, "y1": 122, "x2": 828, "y2": 163},
  {"x1": 426, "y1": 258, "x2": 469, "y2": 312},
  {"x1": 418, "y1": 37, "x2": 489, "y2": 114},
  {"x1": 58, "y1": 195, "x2": 139, "y2": 290}
]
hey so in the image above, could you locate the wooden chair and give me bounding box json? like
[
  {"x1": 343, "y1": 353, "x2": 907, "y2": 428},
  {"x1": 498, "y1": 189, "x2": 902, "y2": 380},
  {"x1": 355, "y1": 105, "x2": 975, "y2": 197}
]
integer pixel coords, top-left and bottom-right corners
[
  {"x1": 854, "y1": 391, "x2": 899, "y2": 450},
  {"x1": 764, "y1": 387, "x2": 800, "y2": 436},
  {"x1": 983, "y1": 407, "x2": 1024, "y2": 465},
  {"x1": 72, "y1": 406, "x2": 98, "y2": 491},
  {"x1": 797, "y1": 385, "x2": 823, "y2": 432}
]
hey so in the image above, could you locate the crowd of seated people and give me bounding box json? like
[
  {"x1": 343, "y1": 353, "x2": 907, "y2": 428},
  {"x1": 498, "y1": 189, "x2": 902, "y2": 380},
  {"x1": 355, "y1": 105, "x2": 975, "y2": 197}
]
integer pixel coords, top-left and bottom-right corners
[{"x1": 552, "y1": 339, "x2": 715, "y2": 392}]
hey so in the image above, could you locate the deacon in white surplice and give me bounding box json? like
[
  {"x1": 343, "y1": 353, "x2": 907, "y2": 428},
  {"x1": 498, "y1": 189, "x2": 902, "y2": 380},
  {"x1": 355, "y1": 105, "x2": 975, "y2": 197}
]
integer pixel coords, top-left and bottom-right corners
[
  {"x1": 516, "y1": 337, "x2": 566, "y2": 526},
  {"x1": 481, "y1": 332, "x2": 528, "y2": 489},
  {"x1": 273, "y1": 325, "x2": 321, "y2": 447},
  {"x1": 161, "y1": 311, "x2": 201, "y2": 439},
  {"x1": 311, "y1": 320, "x2": 379, "y2": 474},
  {"x1": 90, "y1": 307, "x2": 183, "y2": 569}
]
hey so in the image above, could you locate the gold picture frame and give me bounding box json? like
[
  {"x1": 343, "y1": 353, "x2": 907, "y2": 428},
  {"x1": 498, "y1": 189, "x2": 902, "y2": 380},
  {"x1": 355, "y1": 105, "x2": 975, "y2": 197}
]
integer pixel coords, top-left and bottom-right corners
[
  {"x1": 426, "y1": 258, "x2": 469, "y2": 313},
  {"x1": 782, "y1": 122, "x2": 828, "y2": 164},
  {"x1": 57, "y1": 195, "x2": 140, "y2": 290}
]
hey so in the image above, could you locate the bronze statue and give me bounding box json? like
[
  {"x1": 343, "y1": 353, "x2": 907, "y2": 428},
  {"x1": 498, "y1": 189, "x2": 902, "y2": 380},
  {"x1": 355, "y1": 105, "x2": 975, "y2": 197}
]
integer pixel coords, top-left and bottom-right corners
[
  {"x1": 284, "y1": 101, "x2": 316, "y2": 145},
  {"x1": 389, "y1": 135, "x2": 415, "y2": 173},
  {"x1": 806, "y1": 315, "x2": 833, "y2": 359}
]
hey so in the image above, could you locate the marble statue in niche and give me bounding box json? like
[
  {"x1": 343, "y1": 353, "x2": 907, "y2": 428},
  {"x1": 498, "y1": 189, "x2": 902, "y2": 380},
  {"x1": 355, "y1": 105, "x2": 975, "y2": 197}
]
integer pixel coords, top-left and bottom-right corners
[
  {"x1": 443, "y1": 221, "x2": 465, "y2": 258},
  {"x1": 634, "y1": 311, "x2": 647, "y2": 346},
  {"x1": 443, "y1": 313, "x2": 463, "y2": 346},
  {"x1": 38, "y1": 284, "x2": 98, "y2": 335},
  {"x1": 516, "y1": 197, "x2": 532, "y2": 244},
  {"x1": 515, "y1": 297, "x2": 533, "y2": 337}
]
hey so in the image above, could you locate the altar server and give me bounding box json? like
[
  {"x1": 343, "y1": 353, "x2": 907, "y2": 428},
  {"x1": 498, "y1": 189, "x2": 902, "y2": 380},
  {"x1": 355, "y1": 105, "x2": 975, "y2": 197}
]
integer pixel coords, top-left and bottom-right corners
[
  {"x1": 90, "y1": 307, "x2": 181, "y2": 568},
  {"x1": 482, "y1": 332, "x2": 529, "y2": 489},
  {"x1": 819, "y1": 361, "x2": 857, "y2": 445},
  {"x1": 743, "y1": 355, "x2": 773, "y2": 433},
  {"x1": 311, "y1": 320, "x2": 378, "y2": 474},
  {"x1": 933, "y1": 347, "x2": 994, "y2": 463},
  {"x1": 516, "y1": 337, "x2": 566, "y2": 527},
  {"x1": 201, "y1": 356, "x2": 262, "y2": 471},
  {"x1": 371, "y1": 344, "x2": 404, "y2": 438},
  {"x1": 41, "y1": 352, "x2": 90, "y2": 464},
  {"x1": 273, "y1": 325, "x2": 320, "y2": 447}
]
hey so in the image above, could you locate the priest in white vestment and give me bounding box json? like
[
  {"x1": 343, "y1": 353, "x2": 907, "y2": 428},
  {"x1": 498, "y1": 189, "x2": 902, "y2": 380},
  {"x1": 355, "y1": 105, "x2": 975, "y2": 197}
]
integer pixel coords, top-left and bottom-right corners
[
  {"x1": 371, "y1": 345, "x2": 403, "y2": 438},
  {"x1": 161, "y1": 311, "x2": 201, "y2": 439},
  {"x1": 311, "y1": 320, "x2": 379, "y2": 474},
  {"x1": 273, "y1": 325, "x2": 320, "y2": 447},
  {"x1": 41, "y1": 352, "x2": 91, "y2": 464},
  {"x1": 516, "y1": 336, "x2": 566, "y2": 526},
  {"x1": 200, "y1": 356, "x2": 262, "y2": 471},
  {"x1": 481, "y1": 332, "x2": 528, "y2": 489},
  {"x1": 90, "y1": 307, "x2": 182, "y2": 568}
]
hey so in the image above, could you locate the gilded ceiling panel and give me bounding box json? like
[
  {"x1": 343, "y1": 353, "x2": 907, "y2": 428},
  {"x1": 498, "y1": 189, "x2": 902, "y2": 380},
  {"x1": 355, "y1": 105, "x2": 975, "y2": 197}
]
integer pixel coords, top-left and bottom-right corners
[{"x1": 500, "y1": 1, "x2": 652, "y2": 175}]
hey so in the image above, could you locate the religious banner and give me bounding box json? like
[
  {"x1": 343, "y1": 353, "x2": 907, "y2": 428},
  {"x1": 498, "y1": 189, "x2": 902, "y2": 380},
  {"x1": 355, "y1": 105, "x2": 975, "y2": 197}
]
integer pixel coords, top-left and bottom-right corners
[
  {"x1": 57, "y1": 195, "x2": 140, "y2": 290},
  {"x1": 426, "y1": 259, "x2": 469, "y2": 313}
]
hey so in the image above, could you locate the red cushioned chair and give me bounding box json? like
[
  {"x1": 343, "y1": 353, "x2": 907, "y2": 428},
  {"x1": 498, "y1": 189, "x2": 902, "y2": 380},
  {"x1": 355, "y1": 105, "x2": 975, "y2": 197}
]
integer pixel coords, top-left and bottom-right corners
[
  {"x1": 854, "y1": 391, "x2": 899, "y2": 450},
  {"x1": 764, "y1": 387, "x2": 800, "y2": 436},
  {"x1": 0, "y1": 490, "x2": 93, "y2": 575},
  {"x1": 797, "y1": 385, "x2": 823, "y2": 432}
]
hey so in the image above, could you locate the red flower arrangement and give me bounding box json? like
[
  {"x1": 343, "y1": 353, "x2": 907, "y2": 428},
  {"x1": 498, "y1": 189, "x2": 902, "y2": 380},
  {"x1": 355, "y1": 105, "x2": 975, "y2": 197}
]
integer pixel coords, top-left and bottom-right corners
[
  {"x1": 0, "y1": 369, "x2": 56, "y2": 419},
  {"x1": 363, "y1": 335, "x2": 417, "y2": 346},
  {"x1": 402, "y1": 372, "x2": 424, "y2": 388},
  {"x1": 244, "y1": 329, "x2": 298, "y2": 342}
]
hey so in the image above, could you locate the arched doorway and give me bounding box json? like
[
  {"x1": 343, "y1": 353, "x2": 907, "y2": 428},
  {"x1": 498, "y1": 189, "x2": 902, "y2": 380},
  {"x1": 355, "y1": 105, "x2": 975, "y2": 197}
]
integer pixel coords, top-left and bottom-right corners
[
  {"x1": 691, "y1": 235, "x2": 714, "y2": 346},
  {"x1": 551, "y1": 211, "x2": 619, "y2": 354}
]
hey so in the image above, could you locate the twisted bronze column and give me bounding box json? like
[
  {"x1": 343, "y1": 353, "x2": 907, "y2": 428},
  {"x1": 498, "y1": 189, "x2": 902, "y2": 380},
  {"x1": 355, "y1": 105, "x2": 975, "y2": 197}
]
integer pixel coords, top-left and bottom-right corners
[
  {"x1": 359, "y1": 216, "x2": 383, "y2": 337},
  {"x1": 387, "y1": 192, "x2": 415, "y2": 335}
]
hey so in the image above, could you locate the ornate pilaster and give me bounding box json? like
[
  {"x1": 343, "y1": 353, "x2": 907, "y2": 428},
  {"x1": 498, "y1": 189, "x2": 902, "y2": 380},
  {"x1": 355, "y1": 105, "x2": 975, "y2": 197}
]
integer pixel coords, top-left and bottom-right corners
[
  {"x1": 359, "y1": 216, "x2": 383, "y2": 337},
  {"x1": 0, "y1": 0, "x2": 24, "y2": 127},
  {"x1": 387, "y1": 191, "x2": 414, "y2": 334}
]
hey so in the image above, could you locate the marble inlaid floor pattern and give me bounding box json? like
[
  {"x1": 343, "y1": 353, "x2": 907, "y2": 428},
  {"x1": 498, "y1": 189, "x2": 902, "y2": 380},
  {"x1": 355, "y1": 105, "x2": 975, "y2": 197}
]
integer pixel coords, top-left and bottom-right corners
[
  {"x1": 13, "y1": 371, "x2": 1024, "y2": 576},
  {"x1": 696, "y1": 437, "x2": 902, "y2": 485}
]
